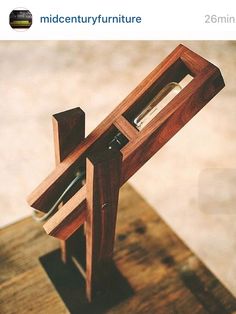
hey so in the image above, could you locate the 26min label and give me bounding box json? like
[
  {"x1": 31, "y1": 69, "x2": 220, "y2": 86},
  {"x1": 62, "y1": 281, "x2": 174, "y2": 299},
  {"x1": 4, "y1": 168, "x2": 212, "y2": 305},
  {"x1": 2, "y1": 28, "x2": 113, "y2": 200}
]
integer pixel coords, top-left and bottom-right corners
[{"x1": 205, "y1": 14, "x2": 235, "y2": 23}]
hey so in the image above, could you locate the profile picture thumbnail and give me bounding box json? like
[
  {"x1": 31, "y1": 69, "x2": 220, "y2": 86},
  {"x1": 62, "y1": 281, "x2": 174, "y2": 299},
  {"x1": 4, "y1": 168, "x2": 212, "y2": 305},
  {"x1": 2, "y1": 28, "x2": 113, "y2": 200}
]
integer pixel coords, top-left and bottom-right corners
[{"x1": 9, "y1": 9, "x2": 32, "y2": 30}]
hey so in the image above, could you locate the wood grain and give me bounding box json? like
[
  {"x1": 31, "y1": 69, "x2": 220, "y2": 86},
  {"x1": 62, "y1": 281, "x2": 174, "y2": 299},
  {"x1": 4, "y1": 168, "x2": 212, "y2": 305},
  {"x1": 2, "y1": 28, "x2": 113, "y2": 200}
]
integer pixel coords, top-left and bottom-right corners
[
  {"x1": 53, "y1": 107, "x2": 85, "y2": 165},
  {"x1": 2, "y1": 184, "x2": 236, "y2": 313},
  {"x1": 52, "y1": 107, "x2": 86, "y2": 263},
  {"x1": 44, "y1": 186, "x2": 86, "y2": 240},
  {"x1": 0, "y1": 218, "x2": 67, "y2": 314},
  {"x1": 114, "y1": 115, "x2": 139, "y2": 140},
  {"x1": 42, "y1": 45, "x2": 224, "y2": 240},
  {"x1": 85, "y1": 150, "x2": 122, "y2": 301},
  {"x1": 27, "y1": 44, "x2": 188, "y2": 211},
  {"x1": 121, "y1": 65, "x2": 224, "y2": 182}
]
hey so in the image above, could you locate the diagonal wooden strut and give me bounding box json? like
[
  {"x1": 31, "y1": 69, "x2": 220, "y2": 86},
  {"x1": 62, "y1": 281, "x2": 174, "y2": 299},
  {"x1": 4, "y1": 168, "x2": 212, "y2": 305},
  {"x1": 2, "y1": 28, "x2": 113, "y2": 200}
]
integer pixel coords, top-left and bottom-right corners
[{"x1": 28, "y1": 45, "x2": 225, "y2": 242}]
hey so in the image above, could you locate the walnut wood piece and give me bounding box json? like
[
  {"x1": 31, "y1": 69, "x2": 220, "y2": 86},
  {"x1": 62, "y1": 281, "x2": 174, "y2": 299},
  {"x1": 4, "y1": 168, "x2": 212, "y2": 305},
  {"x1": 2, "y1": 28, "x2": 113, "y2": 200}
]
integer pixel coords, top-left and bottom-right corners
[
  {"x1": 113, "y1": 115, "x2": 139, "y2": 140},
  {"x1": 52, "y1": 107, "x2": 86, "y2": 263},
  {"x1": 1, "y1": 185, "x2": 236, "y2": 313},
  {"x1": 27, "y1": 44, "x2": 225, "y2": 240},
  {"x1": 86, "y1": 150, "x2": 122, "y2": 301},
  {"x1": 53, "y1": 107, "x2": 85, "y2": 164}
]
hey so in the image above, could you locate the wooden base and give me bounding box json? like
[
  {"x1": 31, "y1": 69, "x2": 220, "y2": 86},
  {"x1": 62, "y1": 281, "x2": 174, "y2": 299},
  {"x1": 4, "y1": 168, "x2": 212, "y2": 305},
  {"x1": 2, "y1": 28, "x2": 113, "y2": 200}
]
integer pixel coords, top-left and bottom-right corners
[{"x1": 1, "y1": 184, "x2": 236, "y2": 313}]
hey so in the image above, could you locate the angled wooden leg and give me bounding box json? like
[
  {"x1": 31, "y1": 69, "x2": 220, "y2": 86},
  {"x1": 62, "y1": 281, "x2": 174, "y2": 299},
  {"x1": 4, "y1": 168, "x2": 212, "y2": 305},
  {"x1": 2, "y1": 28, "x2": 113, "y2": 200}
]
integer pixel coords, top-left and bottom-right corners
[
  {"x1": 52, "y1": 107, "x2": 85, "y2": 263},
  {"x1": 86, "y1": 149, "x2": 122, "y2": 302}
]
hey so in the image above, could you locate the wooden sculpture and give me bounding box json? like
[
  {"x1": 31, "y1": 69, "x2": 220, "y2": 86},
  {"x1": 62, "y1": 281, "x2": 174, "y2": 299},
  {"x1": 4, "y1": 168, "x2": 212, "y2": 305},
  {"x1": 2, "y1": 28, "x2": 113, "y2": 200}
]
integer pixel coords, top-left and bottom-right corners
[{"x1": 27, "y1": 44, "x2": 224, "y2": 302}]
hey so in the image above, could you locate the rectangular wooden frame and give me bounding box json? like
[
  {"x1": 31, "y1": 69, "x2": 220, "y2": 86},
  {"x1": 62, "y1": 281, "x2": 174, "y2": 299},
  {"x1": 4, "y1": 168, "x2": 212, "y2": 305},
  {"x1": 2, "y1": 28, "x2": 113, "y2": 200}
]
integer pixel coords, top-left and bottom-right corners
[{"x1": 27, "y1": 44, "x2": 224, "y2": 240}]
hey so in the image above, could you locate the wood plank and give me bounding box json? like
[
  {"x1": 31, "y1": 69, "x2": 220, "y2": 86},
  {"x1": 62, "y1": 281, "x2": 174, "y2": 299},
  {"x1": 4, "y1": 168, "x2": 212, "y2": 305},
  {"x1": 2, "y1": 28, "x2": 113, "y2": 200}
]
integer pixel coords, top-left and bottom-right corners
[
  {"x1": 114, "y1": 115, "x2": 139, "y2": 140},
  {"x1": 44, "y1": 186, "x2": 86, "y2": 240},
  {"x1": 0, "y1": 218, "x2": 67, "y2": 314},
  {"x1": 52, "y1": 107, "x2": 86, "y2": 264},
  {"x1": 86, "y1": 150, "x2": 122, "y2": 301},
  {"x1": 52, "y1": 107, "x2": 85, "y2": 164},
  {"x1": 1, "y1": 184, "x2": 236, "y2": 313}
]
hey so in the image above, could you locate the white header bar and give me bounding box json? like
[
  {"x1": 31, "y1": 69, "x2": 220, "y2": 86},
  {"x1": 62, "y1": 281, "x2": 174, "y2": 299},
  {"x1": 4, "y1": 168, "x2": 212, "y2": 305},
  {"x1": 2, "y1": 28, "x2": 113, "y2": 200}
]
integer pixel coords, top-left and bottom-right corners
[{"x1": 1, "y1": 0, "x2": 236, "y2": 40}]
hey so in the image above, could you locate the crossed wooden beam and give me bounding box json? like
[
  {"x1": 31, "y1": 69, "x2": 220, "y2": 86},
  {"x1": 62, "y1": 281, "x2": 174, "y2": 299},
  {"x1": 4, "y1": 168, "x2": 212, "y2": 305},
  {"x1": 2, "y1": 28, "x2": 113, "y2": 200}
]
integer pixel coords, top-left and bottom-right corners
[{"x1": 27, "y1": 44, "x2": 224, "y2": 301}]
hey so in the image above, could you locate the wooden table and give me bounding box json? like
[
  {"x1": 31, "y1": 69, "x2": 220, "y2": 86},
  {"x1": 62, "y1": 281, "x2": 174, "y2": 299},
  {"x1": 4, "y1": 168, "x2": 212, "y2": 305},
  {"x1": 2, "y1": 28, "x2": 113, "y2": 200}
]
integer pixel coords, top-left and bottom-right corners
[{"x1": 1, "y1": 184, "x2": 236, "y2": 314}]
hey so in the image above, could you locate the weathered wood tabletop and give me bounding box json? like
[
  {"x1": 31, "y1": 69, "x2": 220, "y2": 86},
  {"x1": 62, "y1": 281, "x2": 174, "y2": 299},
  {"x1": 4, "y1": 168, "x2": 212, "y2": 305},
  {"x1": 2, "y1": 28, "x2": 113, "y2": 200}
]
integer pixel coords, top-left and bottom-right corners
[{"x1": 1, "y1": 184, "x2": 236, "y2": 314}]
